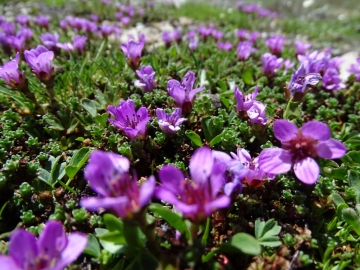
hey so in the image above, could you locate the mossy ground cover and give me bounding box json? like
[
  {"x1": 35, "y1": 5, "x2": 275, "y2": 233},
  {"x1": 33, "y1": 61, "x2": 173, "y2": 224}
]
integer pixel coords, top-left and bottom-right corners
[{"x1": 0, "y1": 0, "x2": 360, "y2": 269}]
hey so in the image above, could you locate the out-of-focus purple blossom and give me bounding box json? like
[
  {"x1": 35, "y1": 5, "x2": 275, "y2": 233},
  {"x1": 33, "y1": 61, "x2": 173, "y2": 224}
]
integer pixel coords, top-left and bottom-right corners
[
  {"x1": 6, "y1": 35, "x2": 26, "y2": 52},
  {"x1": 162, "y1": 32, "x2": 172, "y2": 46},
  {"x1": 198, "y1": 24, "x2": 213, "y2": 39},
  {"x1": 33, "y1": 15, "x2": 50, "y2": 29},
  {"x1": 348, "y1": 58, "x2": 360, "y2": 82},
  {"x1": 72, "y1": 35, "x2": 87, "y2": 52},
  {"x1": 40, "y1": 32, "x2": 59, "y2": 51},
  {"x1": 231, "y1": 148, "x2": 274, "y2": 187},
  {"x1": 80, "y1": 150, "x2": 155, "y2": 219},
  {"x1": 234, "y1": 85, "x2": 258, "y2": 112},
  {"x1": 162, "y1": 29, "x2": 182, "y2": 46},
  {"x1": 261, "y1": 52, "x2": 283, "y2": 77},
  {"x1": 121, "y1": 16, "x2": 131, "y2": 25},
  {"x1": 134, "y1": 65, "x2": 156, "y2": 93},
  {"x1": 327, "y1": 57, "x2": 343, "y2": 71},
  {"x1": 186, "y1": 30, "x2": 196, "y2": 39},
  {"x1": 258, "y1": 120, "x2": 346, "y2": 184},
  {"x1": 295, "y1": 41, "x2": 311, "y2": 56},
  {"x1": 0, "y1": 33, "x2": 11, "y2": 55},
  {"x1": 59, "y1": 20, "x2": 67, "y2": 29},
  {"x1": 298, "y1": 49, "x2": 332, "y2": 74},
  {"x1": 236, "y1": 29, "x2": 248, "y2": 41},
  {"x1": 236, "y1": 1, "x2": 244, "y2": 9},
  {"x1": 108, "y1": 99, "x2": 150, "y2": 140},
  {"x1": 1, "y1": 22, "x2": 16, "y2": 36},
  {"x1": 0, "y1": 220, "x2": 87, "y2": 270},
  {"x1": 237, "y1": 41, "x2": 257, "y2": 61},
  {"x1": 115, "y1": 12, "x2": 123, "y2": 21},
  {"x1": 57, "y1": 42, "x2": 75, "y2": 52},
  {"x1": 101, "y1": 0, "x2": 112, "y2": 5},
  {"x1": 156, "y1": 146, "x2": 230, "y2": 223},
  {"x1": 287, "y1": 63, "x2": 322, "y2": 98},
  {"x1": 17, "y1": 27, "x2": 33, "y2": 41},
  {"x1": 247, "y1": 100, "x2": 267, "y2": 125},
  {"x1": 156, "y1": 108, "x2": 187, "y2": 134},
  {"x1": 188, "y1": 38, "x2": 198, "y2": 51},
  {"x1": 212, "y1": 30, "x2": 224, "y2": 40},
  {"x1": 265, "y1": 35, "x2": 285, "y2": 56},
  {"x1": 24, "y1": 45, "x2": 54, "y2": 82},
  {"x1": 283, "y1": 59, "x2": 295, "y2": 71},
  {"x1": 322, "y1": 68, "x2": 345, "y2": 91},
  {"x1": 90, "y1": 14, "x2": 99, "y2": 22},
  {"x1": 0, "y1": 52, "x2": 25, "y2": 89},
  {"x1": 167, "y1": 71, "x2": 205, "y2": 113},
  {"x1": 16, "y1": 15, "x2": 30, "y2": 26},
  {"x1": 100, "y1": 24, "x2": 115, "y2": 37},
  {"x1": 249, "y1": 31, "x2": 261, "y2": 43},
  {"x1": 242, "y1": 3, "x2": 261, "y2": 13},
  {"x1": 120, "y1": 38, "x2": 144, "y2": 70},
  {"x1": 217, "y1": 41, "x2": 232, "y2": 51}
]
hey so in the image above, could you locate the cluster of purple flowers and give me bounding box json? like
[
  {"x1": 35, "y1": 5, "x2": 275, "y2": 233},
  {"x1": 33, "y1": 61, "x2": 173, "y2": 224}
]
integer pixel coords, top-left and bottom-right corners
[
  {"x1": 348, "y1": 58, "x2": 360, "y2": 82},
  {"x1": 298, "y1": 48, "x2": 345, "y2": 91},
  {"x1": 234, "y1": 86, "x2": 268, "y2": 126},
  {"x1": 0, "y1": 20, "x2": 33, "y2": 54},
  {"x1": 40, "y1": 32, "x2": 87, "y2": 54},
  {"x1": 162, "y1": 29, "x2": 182, "y2": 47},
  {"x1": 236, "y1": 2, "x2": 278, "y2": 18}
]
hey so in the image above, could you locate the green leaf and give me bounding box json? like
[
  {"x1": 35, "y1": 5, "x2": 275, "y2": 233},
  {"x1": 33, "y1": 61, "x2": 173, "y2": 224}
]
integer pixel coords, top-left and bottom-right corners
[
  {"x1": 257, "y1": 236, "x2": 282, "y2": 247},
  {"x1": 37, "y1": 168, "x2": 54, "y2": 186},
  {"x1": 103, "y1": 213, "x2": 124, "y2": 232},
  {"x1": 185, "y1": 130, "x2": 202, "y2": 147},
  {"x1": 123, "y1": 222, "x2": 145, "y2": 248},
  {"x1": 81, "y1": 98, "x2": 97, "y2": 117},
  {"x1": 125, "y1": 251, "x2": 158, "y2": 270},
  {"x1": 283, "y1": 100, "x2": 302, "y2": 121},
  {"x1": 83, "y1": 234, "x2": 101, "y2": 258},
  {"x1": 95, "y1": 228, "x2": 125, "y2": 254},
  {"x1": 65, "y1": 166, "x2": 78, "y2": 181},
  {"x1": 242, "y1": 66, "x2": 253, "y2": 85},
  {"x1": 148, "y1": 203, "x2": 191, "y2": 239},
  {"x1": 349, "y1": 170, "x2": 360, "y2": 192},
  {"x1": 65, "y1": 148, "x2": 91, "y2": 181},
  {"x1": 228, "y1": 232, "x2": 261, "y2": 255},
  {"x1": 332, "y1": 193, "x2": 346, "y2": 207},
  {"x1": 342, "y1": 208, "x2": 360, "y2": 235},
  {"x1": 98, "y1": 230, "x2": 127, "y2": 244},
  {"x1": 261, "y1": 219, "x2": 282, "y2": 238},
  {"x1": 52, "y1": 162, "x2": 66, "y2": 183},
  {"x1": 255, "y1": 219, "x2": 265, "y2": 239},
  {"x1": 209, "y1": 133, "x2": 223, "y2": 147},
  {"x1": 66, "y1": 119, "x2": 79, "y2": 134},
  {"x1": 94, "y1": 113, "x2": 109, "y2": 128}
]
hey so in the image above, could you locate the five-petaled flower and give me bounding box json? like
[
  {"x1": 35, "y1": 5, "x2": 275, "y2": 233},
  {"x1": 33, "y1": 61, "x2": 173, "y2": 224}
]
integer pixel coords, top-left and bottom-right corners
[
  {"x1": 120, "y1": 39, "x2": 145, "y2": 71},
  {"x1": 156, "y1": 108, "x2": 187, "y2": 134},
  {"x1": 156, "y1": 146, "x2": 230, "y2": 223},
  {"x1": 0, "y1": 220, "x2": 87, "y2": 270},
  {"x1": 258, "y1": 120, "x2": 346, "y2": 184},
  {"x1": 108, "y1": 99, "x2": 150, "y2": 140},
  {"x1": 24, "y1": 45, "x2": 54, "y2": 82},
  {"x1": 167, "y1": 71, "x2": 205, "y2": 114},
  {"x1": 80, "y1": 150, "x2": 155, "y2": 219}
]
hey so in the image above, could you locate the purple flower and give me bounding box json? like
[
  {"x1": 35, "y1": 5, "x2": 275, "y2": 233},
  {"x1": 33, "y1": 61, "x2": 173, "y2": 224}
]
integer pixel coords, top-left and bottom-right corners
[
  {"x1": 24, "y1": 45, "x2": 54, "y2": 82},
  {"x1": 188, "y1": 38, "x2": 198, "y2": 51},
  {"x1": 156, "y1": 146, "x2": 230, "y2": 223},
  {"x1": 234, "y1": 85, "x2": 258, "y2": 112},
  {"x1": 72, "y1": 35, "x2": 87, "y2": 52},
  {"x1": 40, "y1": 32, "x2": 59, "y2": 51},
  {"x1": 231, "y1": 148, "x2": 274, "y2": 186},
  {"x1": 258, "y1": 120, "x2": 346, "y2": 184},
  {"x1": 212, "y1": 30, "x2": 224, "y2": 41},
  {"x1": 0, "y1": 52, "x2": 25, "y2": 89},
  {"x1": 80, "y1": 150, "x2": 155, "y2": 219},
  {"x1": 217, "y1": 41, "x2": 232, "y2": 51},
  {"x1": 295, "y1": 41, "x2": 311, "y2": 56},
  {"x1": 156, "y1": 108, "x2": 187, "y2": 134},
  {"x1": 247, "y1": 101, "x2": 267, "y2": 125},
  {"x1": 265, "y1": 35, "x2": 285, "y2": 56},
  {"x1": 287, "y1": 63, "x2": 322, "y2": 98},
  {"x1": 0, "y1": 220, "x2": 87, "y2": 270},
  {"x1": 348, "y1": 58, "x2": 360, "y2": 82},
  {"x1": 134, "y1": 65, "x2": 156, "y2": 93},
  {"x1": 57, "y1": 42, "x2": 75, "y2": 52},
  {"x1": 162, "y1": 32, "x2": 172, "y2": 47},
  {"x1": 167, "y1": 71, "x2": 205, "y2": 113},
  {"x1": 322, "y1": 68, "x2": 345, "y2": 91},
  {"x1": 100, "y1": 24, "x2": 115, "y2": 37},
  {"x1": 298, "y1": 49, "x2": 332, "y2": 74},
  {"x1": 236, "y1": 29, "x2": 248, "y2": 41},
  {"x1": 261, "y1": 53, "x2": 283, "y2": 77},
  {"x1": 17, "y1": 27, "x2": 33, "y2": 41},
  {"x1": 283, "y1": 59, "x2": 295, "y2": 71},
  {"x1": 33, "y1": 15, "x2": 50, "y2": 29},
  {"x1": 198, "y1": 25, "x2": 213, "y2": 40},
  {"x1": 120, "y1": 39, "x2": 144, "y2": 71},
  {"x1": 1, "y1": 22, "x2": 16, "y2": 36},
  {"x1": 90, "y1": 14, "x2": 99, "y2": 22},
  {"x1": 6, "y1": 36, "x2": 26, "y2": 52},
  {"x1": 107, "y1": 99, "x2": 150, "y2": 140},
  {"x1": 186, "y1": 30, "x2": 196, "y2": 39},
  {"x1": 16, "y1": 15, "x2": 30, "y2": 26},
  {"x1": 237, "y1": 41, "x2": 257, "y2": 61},
  {"x1": 249, "y1": 31, "x2": 261, "y2": 43}
]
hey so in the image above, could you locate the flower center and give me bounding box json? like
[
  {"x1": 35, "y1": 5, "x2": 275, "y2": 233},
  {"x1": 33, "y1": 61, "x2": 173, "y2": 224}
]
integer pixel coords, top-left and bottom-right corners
[{"x1": 282, "y1": 134, "x2": 318, "y2": 160}]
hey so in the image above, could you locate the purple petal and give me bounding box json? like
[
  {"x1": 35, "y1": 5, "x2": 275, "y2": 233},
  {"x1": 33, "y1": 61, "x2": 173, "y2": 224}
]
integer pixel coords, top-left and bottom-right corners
[
  {"x1": 80, "y1": 197, "x2": 128, "y2": 211},
  {"x1": 274, "y1": 120, "x2": 298, "y2": 141},
  {"x1": 38, "y1": 221, "x2": 67, "y2": 262},
  {"x1": 209, "y1": 163, "x2": 227, "y2": 197},
  {"x1": 55, "y1": 233, "x2": 88, "y2": 270},
  {"x1": 293, "y1": 157, "x2": 319, "y2": 184},
  {"x1": 300, "y1": 121, "x2": 330, "y2": 141},
  {"x1": 315, "y1": 139, "x2": 346, "y2": 159},
  {"x1": 156, "y1": 108, "x2": 167, "y2": 121},
  {"x1": 8, "y1": 229, "x2": 38, "y2": 268},
  {"x1": 188, "y1": 86, "x2": 205, "y2": 102},
  {"x1": 158, "y1": 165, "x2": 184, "y2": 194},
  {"x1": 212, "y1": 150, "x2": 232, "y2": 164},
  {"x1": 156, "y1": 187, "x2": 181, "y2": 206},
  {"x1": 204, "y1": 195, "x2": 230, "y2": 216},
  {"x1": 138, "y1": 176, "x2": 155, "y2": 207},
  {"x1": 0, "y1": 256, "x2": 21, "y2": 270},
  {"x1": 189, "y1": 146, "x2": 213, "y2": 185},
  {"x1": 258, "y1": 148, "x2": 292, "y2": 174}
]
